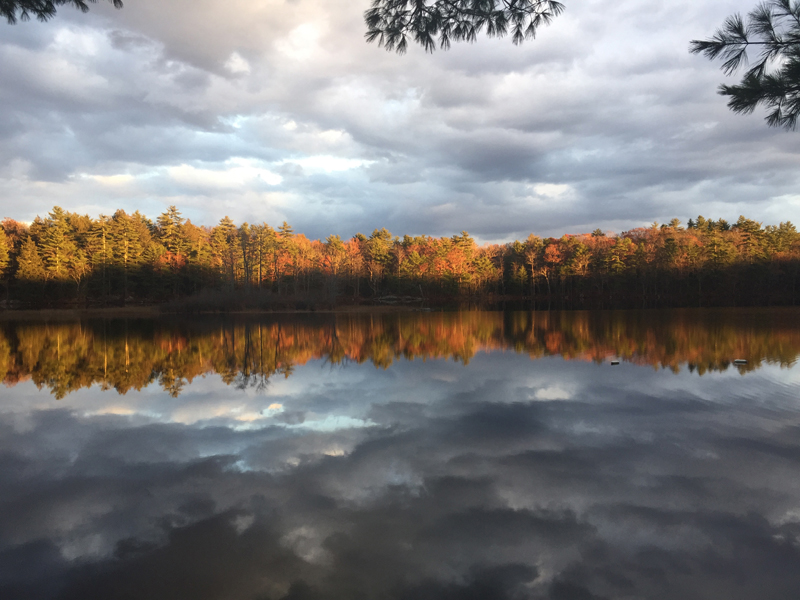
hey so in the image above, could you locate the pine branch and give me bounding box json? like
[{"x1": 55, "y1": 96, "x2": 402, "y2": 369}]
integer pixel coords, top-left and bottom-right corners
[
  {"x1": 1, "y1": 0, "x2": 122, "y2": 25},
  {"x1": 690, "y1": 0, "x2": 800, "y2": 130},
  {"x1": 364, "y1": 0, "x2": 564, "y2": 53}
]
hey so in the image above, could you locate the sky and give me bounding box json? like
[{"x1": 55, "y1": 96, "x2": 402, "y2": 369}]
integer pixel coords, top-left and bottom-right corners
[{"x1": 1, "y1": 0, "x2": 798, "y2": 243}]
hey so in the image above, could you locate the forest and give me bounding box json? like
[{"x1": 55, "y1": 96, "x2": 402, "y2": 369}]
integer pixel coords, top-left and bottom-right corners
[
  {"x1": 3, "y1": 310, "x2": 798, "y2": 398},
  {"x1": 1, "y1": 206, "x2": 799, "y2": 309}
]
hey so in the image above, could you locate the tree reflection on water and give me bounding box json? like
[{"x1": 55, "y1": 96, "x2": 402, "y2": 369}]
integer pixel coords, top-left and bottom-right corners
[{"x1": 2, "y1": 308, "x2": 799, "y2": 399}]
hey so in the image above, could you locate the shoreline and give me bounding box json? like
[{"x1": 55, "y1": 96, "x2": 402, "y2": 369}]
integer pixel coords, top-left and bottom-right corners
[{"x1": 2, "y1": 304, "x2": 800, "y2": 321}]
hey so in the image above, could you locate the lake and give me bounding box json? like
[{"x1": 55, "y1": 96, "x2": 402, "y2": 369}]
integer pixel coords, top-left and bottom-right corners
[{"x1": 1, "y1": 309, "x2": 800, "y2": 599}]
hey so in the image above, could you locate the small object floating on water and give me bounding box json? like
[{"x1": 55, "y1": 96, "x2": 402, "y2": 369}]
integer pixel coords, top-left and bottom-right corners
[
  {"x1": 610, "y1": 360, "x2": 620, "y2": 366},
  {"x1": 733, "y1": 359, "x2": 747, "y2": 365}
]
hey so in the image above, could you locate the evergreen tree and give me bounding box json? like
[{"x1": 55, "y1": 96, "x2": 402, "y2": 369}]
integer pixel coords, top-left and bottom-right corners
[
  {"x1": 325, "y1": 234, "x2": 346, "y2": 274},
  {"x1": 366, "y1": 228, "x2": 393, "y2": 293},
  {"x1": 276, "y1": 222, "x2": 297, "y2": 294},
  {"x1": 733, "y1": 215, "x2": 766, "y2": 261},
  {"x1": 211, "y1": 217, "x2": 240, "y2": 288},
  {"x1": 609, "y1": 237, "x2": 634, "y2": 274},
  {"x1": 157, "y1": 205, "x2": 188, "y2": 257},
  {"x1": 704, "y1": 229, "x2": 738, "y2": 267},
  {"x1": 39, "y1": 207, "x2": 78, "y2": 282},
  {"x1": 182, "y1": 220, "x2": 214, "y2": 290},
  {"x1": 278, "y1": 221, "x2": 294, "y2": 238},
  {"x1": 86, "y1": 215, "x2": 111, "y2": 298},
  {"x1": 252, "y1": 223, "x2": 277, "y2": 289},
  {"x1": 16, "y1": 236, "x2": 46, "y2": 282},
  {"x1": 69, "y1": 247, "x2": 89, "y2": 294},
  {"x1": 239, "y1": 222, "x2": 255, "y2": 288},
  {"x1": 695, "y1": 215, "x2": 712, "y2": 232},
  {"x1": 156, "y1": 206, "x2": 190, "y2": 296},
  {"x1": 452, "y1": 231, "x2": 475, "y2": 258},
  {"x1": 109, "y1": 210, "x2": 145, "y2": 300},
  {"x1": 765, "y1": 221, "x2": 799, "y2": 253}
]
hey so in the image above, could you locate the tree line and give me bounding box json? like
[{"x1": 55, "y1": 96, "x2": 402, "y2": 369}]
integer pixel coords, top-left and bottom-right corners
[
  {"x1": 1, "y1": 206, "x2": 799, "y2": 309},
  {"x1": 3, "y1": 309, "x2": 798, "y2": 398}
]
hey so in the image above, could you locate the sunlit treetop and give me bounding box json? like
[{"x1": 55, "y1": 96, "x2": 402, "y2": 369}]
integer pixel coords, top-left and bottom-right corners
[
  {"x1": 1, "y1": 0, "x2": 122, "y2": 25},
  {"x1": 364, "y1": 0, "x2": 565, "y2": 53}
]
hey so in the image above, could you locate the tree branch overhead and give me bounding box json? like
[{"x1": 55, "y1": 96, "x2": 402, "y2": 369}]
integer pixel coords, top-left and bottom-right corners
[{"x1": 364, "y1": 0, "x2": 565, "y2": 53}]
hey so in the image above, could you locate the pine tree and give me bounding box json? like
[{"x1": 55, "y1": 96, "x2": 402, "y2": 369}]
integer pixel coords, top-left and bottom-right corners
[
  {"x1": 765, "y1": 221, "x2": 799, "y2": 253},
  {"x1": 109, "y1": 210, "x2": 145, "y2": 301},
  {"x1": 733, "y1": 215, "x2": 766, "y2": 261},
  {"x1": 278, "y1": 221, "x2": 294, "y2": 238},
  {"x1": 252, "y1": 224, "x2": 277, "y2": 289},
  {"x1": 86, "y1": 215, "x2": 111, "y2": 299},
  {"x1": 239, "y1": 223, "x2": 255, "y2": 289},
  {"x1": 17, "y1": 236, "x2": 46, "y2": 282},
  {"x1": 211, "y1": 217, "x2": 240, "y2": 288},
  {"x1": 276, "y1": 222, "x2": 296, "y2": 294},
  {"x1": 69, "y1": 248, "x2": 89, "y2": 294},
  {"x1": 180, "y1": 220, "x2": 213, "y2": 291},
  {"x1": 39, "y1": 206, "x2": 78, "y2": 281},
  {"x1": 366, "y1": 228, "x2": 393, "y2": 294},
  {"x1": 157, "y1": 205, "x2": 188, "y2": 257}
]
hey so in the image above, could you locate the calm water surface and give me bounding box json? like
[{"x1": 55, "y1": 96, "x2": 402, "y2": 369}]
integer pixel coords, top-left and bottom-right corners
[{"x1": 1, "y1": 309, "x2": 800, "y2": 599}]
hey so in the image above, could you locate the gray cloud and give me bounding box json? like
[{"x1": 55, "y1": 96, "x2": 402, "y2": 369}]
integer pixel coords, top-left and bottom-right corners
[
  {"x1": 0, "y1": 0, "x2": 798, "y2": 240},
  {"x1": 2, "y1": 346, "x2": 800, "y2": 598}
]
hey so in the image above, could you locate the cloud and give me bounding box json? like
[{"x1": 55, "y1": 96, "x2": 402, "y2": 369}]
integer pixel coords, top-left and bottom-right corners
[
  {"x1": 168, "y1": 160, "x2": 283, "y2": 191},
  {"x1": 3, "y1": 347, "x2": 800, "y2": 597},
  {"x1": 1, "y1": 0, "x2": 798, "y2": 238}
]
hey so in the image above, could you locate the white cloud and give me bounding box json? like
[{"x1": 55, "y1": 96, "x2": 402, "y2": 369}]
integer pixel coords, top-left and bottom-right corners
[
  {"x1": 533, "y1": 386, "x2": 573, "y2": 401},
  {"x1": 86, "y1": 173, "x2": 135, "y2": 186},
  {"x1": 168, "y1": 160, "x2": 282, "y2": 189},
  {"x1": 275, "y1": 23, "x2": 324, "y2": 62},
  {"x1": 224, "y1": 51, "x2": 251, "y2": 74},
  {"x1": 531, "y1": 184, "x2": 573, "y2": 199}
]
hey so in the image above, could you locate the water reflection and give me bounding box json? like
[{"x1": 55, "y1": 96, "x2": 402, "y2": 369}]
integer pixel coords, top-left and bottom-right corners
[
  {"x1": 3, "y1": 308, "x2": 800, "y2": 399},
  {"x1": 1, "y1": 310, "x2": 800, "y2": 599}
]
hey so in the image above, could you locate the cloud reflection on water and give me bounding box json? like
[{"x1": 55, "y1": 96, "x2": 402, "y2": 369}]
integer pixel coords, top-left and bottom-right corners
[{"x1": 1, "y1": 313, "x2": 800, "y2": 599}]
